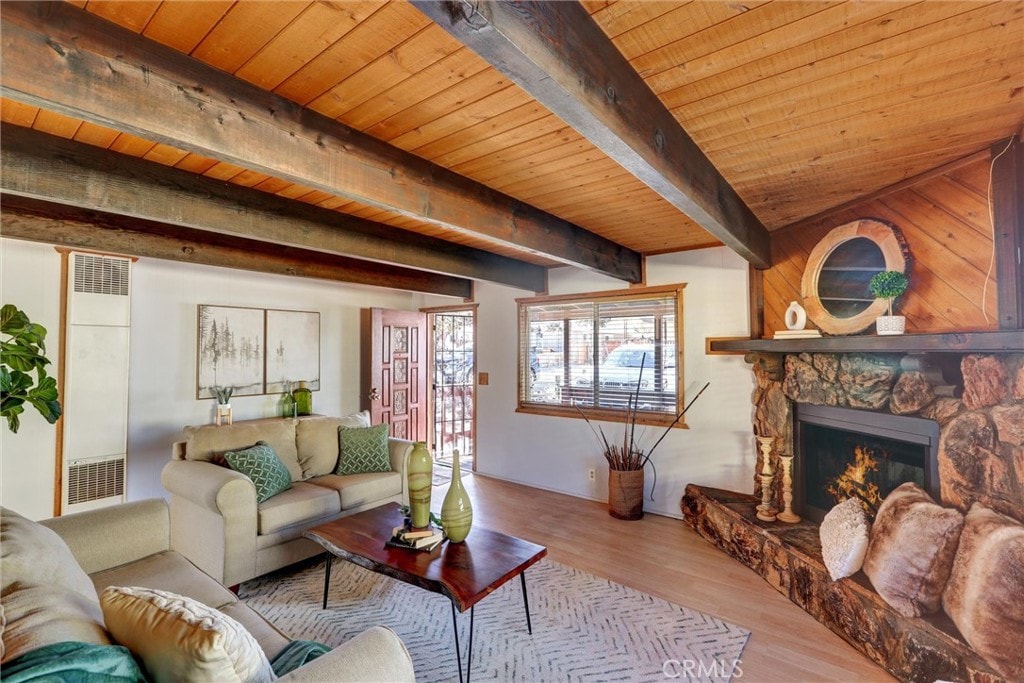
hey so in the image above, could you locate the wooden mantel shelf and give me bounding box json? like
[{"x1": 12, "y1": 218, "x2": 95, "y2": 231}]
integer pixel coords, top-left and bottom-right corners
[{"x1": 710, "y1": 330, "x2": 1023, "y2": 354}]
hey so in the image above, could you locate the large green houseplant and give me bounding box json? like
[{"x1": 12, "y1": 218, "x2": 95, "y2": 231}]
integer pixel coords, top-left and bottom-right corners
[{"x1": 1, "y1": 305, "x2": 62, "y2": 433}]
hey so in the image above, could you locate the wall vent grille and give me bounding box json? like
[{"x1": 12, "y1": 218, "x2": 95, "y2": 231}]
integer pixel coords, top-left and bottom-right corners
[
  {"x1": 73, "y1": 254, "x2": 129, "y2": 296},
  {"x1": 66, "y1": 457, "x2": 125, "y2": 505}
]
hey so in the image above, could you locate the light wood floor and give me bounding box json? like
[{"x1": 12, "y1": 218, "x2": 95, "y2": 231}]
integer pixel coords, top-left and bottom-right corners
[{"x1": 449, "y1": 473, "x2": 894, "y2": 682}]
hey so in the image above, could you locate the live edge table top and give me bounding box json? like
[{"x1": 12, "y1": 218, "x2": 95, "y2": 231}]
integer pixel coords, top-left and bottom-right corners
[{"x1": 303, "y1": 502, "x2": 548, "y2": 613}]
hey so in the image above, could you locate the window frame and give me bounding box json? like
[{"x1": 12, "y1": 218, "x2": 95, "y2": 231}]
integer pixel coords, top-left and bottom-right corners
[{"x1": 515, "y1": 283, "x2": 687, "y2": 428}]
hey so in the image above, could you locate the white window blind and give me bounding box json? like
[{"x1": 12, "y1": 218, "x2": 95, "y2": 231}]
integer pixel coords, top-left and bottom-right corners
[{"x1": 518, "y1": 286, "x2": 684, "y2": 423}]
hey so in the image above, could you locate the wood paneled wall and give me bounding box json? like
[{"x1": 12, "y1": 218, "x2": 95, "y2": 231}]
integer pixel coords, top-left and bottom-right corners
[{"x1": 763, "y1": 156, "x2": 998, "y2": 337}]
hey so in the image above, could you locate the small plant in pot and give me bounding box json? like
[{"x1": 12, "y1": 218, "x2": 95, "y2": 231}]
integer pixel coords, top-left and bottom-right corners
[
  {"x1": 869, "y1": 270, "x2": 909, "y2": 335},
  {"x1": 213, "y1": 386, "x2": 233, "y2": 425}
]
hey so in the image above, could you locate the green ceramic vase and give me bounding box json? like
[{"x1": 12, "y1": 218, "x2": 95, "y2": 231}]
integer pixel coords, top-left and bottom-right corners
[
  {"x1": 407, "y1": 441, "x2": 433, "y2": 529},
  {"x1": 441, "y1": 449, "x2": 473, "y2": 542}
]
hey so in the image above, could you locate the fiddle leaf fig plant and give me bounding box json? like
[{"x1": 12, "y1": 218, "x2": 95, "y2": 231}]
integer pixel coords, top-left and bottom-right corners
[
  {"x1": 869, "y1": 270, "x2": 909, "y2": 317},
  {"x1": 1, "y1": 304, "x2": 62, "y2": 433}
]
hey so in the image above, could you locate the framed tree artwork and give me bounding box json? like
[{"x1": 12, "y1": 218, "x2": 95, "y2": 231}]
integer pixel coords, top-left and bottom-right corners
[
  {"x1": 265, "y1": 309, "x2": 321, "y2": 394},
  {"x1": 196, "y1": 305, "x2": 265, "y2": 399}
]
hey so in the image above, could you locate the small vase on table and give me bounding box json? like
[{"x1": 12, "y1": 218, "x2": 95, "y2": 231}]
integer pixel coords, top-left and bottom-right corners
[
  {"x1": 407, "y1": 441, "x2": 433, "y2": 529},
  {"x1": 441, "y1": 449, "x2": 473, "y2": 542}
]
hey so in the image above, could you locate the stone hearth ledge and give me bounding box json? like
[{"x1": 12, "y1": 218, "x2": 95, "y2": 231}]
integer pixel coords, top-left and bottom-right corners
[{"x1": 680, "y1": 484, "x2": 1006, "y2": 683}]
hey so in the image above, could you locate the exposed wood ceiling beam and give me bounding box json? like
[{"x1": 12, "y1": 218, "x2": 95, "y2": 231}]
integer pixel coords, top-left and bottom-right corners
[
  {"x1": 1, "y1": 196, "x2": 473, "y2": 298},
  {"x1": 0, "y1": 1, "x2": 641, "y2": 282},
  {"x1": 412, "y1": 0, "x2": 772, "y2": 269},
  {"x1": 0, "y1": 124, "x2": 544, "y2": 292}
]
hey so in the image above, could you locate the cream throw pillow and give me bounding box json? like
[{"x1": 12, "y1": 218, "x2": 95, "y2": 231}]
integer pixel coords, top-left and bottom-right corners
[
  {"x1": 100, "y1": 586, "x2": 274, "y2": 683},
  {"x1": 819, "y1": 497, "x2": 871, "y2": 580}
]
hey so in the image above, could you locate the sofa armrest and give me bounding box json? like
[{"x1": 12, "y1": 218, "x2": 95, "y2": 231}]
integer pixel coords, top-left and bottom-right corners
[
  {"x1": 40, "y1": 499, "x2": 171, "y2": 575},
  {"x1": 161, "y1": 459, "x2": 259, "y2": 586},
  {"x1": 277, "y1": 626, "x2": 415, "y2": 682},
  {"x1": 388, "y1": 438, "x2": 413, "y2": 506}
]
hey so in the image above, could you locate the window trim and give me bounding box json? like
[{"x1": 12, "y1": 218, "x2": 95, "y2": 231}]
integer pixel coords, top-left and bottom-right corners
[{"x1": 515, "y1": 283, "x2": 687, "y2": 428}]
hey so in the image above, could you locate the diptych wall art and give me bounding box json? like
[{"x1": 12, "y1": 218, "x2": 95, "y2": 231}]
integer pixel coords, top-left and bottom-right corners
[
  {"x1": 196, "y1": 305, "x2": 320, "y2": 399},
  {"x1": 266, "y1": 309, "x2": 321, "y2": 394}
]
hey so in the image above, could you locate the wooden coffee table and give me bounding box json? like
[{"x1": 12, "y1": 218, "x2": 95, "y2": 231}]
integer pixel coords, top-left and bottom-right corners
[{"x1": 303, "y1": 502, "x2": 547, "y2": 683}]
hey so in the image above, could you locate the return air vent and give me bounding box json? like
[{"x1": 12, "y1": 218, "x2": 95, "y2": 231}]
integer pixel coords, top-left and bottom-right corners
[
  {"x1": 66, "y1": 456, "x2": 125, "y2": 506},
  {"x1": 73, "y1": 253, "x2": 129, "y2": 296}
]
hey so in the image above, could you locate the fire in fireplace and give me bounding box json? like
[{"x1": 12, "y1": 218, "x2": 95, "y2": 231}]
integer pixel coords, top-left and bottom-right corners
[{"x1": 795, "y1": 404, "x2": 940, "y2": 523}]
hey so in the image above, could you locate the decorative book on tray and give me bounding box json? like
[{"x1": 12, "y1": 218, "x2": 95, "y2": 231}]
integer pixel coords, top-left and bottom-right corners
[{"x1": 385, "y1": 523, "x2": 446, "y2": 552}]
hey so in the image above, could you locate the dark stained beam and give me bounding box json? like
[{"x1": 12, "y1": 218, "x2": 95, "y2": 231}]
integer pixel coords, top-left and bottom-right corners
[
  {"x1": 990, "y1": 135, "x2": 1024, "y2": 330},
  {"x1": 412, "y1": 0, "x2": 771, "y2": 269},
  {"x1": 0, "y1": 124, "x2": 545, "y2": 292},
  {"x1": 1, "y1": 196, "x2": 473, "y2": 298},
  {"x1": 0, "y1": 1, "x2": 640, "y2": 282}
]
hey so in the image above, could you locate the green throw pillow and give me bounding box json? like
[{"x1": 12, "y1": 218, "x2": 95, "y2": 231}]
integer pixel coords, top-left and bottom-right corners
[
  {"x1": 224, "y1": 441, "x2": 292, "y2": 503},
  {"x1": 336, "y1": 424, "x2": 391, "y2": 475}
]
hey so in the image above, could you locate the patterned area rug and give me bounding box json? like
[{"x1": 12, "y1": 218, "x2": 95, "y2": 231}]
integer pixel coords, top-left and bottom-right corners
[{"x1": 240, "y1": 558, "x2": 750, "y2": 682}]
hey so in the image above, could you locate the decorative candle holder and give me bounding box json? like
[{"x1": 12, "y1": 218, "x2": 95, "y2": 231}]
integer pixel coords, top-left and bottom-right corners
[
  {"x1": 777, "y1": 453, "x2": 801, "y2": 523},
  {"x1": 756, "y1": 435, "x2": 777, "y2": 521}
]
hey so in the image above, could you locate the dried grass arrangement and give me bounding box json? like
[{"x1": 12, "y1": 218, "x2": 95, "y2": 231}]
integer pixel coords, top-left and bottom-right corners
[{"x1": 577, "y1": 355, "x2": 709, "y2": 499}]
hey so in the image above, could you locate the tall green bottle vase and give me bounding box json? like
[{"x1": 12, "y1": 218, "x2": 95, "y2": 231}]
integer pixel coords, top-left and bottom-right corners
[
  {"x1": 407, "y1": 441, "x2": 433, "y2": 529},
  {"x1": 441, "y1": 449, "x2": 473, "y2": 542}
]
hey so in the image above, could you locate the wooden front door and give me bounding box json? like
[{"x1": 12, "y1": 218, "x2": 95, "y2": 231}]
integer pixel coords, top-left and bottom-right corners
[{"x1": 361, "y1": 307, "x2": 428, "y2": 442}]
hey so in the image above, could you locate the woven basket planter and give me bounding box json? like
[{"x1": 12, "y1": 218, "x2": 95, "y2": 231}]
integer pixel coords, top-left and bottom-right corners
[{"x1": 608, "y1": 469, "x2": 644, "y2": 520}]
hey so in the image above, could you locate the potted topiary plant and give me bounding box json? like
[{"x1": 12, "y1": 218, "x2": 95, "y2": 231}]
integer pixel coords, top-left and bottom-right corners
[
  {"x1": 869, "y1": 270, "x2": 909, "y2": 335},
  {"x1": 1, "y1": 304, "x2": 62, "y2": 433}
]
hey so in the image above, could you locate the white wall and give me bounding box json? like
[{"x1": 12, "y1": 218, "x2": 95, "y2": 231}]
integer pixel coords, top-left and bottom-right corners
[
  {"x1": 463, "y1": 247, "x2": 756, "y2": 518},
  {"x1": 1, "y1": 238, "x2": 429, "y2": 518},
  {"x1": 1, "y1": 240, "x2": 63, "y2": 518}
]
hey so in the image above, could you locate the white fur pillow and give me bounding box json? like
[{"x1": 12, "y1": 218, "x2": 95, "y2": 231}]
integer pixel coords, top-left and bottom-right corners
[
  {"x1": 100, "y1": 586, "x2": 273, "y2": 683},
  {"x1": 820, "y1": 497, "x2": 871, "y2": 580}
]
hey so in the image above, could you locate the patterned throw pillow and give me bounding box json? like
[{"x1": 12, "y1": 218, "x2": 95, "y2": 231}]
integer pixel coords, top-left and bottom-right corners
[
  {"x1": 336, "y1": 424, "x2": 391, "y2": 475},
  {"x1": 223, "y1": 441, "x2": 292, "y2": 503}
]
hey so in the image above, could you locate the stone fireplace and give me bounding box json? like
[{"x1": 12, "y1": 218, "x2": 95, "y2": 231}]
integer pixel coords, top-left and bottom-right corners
[
  {"x1": 753, "y1": 351, "x2": 1024, "y2": 523},
  {"x1": 795, "y1": 403, "x2": 940, "y2": 523},
  {"x1": 683, "y1": 346, "x2": 1023, "y2": 682}
]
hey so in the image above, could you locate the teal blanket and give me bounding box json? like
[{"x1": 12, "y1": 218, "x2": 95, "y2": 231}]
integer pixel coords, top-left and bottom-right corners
[
  {"x1": 270, "y1": 639, "x2": 331, "y2": 677},
  {"x1": 1, "y1": 642, "x2": 146, "y2": 682}
]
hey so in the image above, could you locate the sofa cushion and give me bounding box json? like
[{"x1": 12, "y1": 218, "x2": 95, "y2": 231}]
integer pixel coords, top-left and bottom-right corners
[
  {"x1": 224, "y1": 441, "x2": 293, "y2": 504},
  {"x1": 310, "y1": 472, "x2": 403, "y2": 510},
  {"x1": 220, "y1": 602, "x2": 290, "y2": 661},
  {"x1": 295, "y1": 412, "x2": 371, "y2": 479},
  {"x1": 942, "y1": 504, "x2": 1024, "y2": 680},
  {"x1": 0, "y1": 507, "x2": 110, "y2": 662},
  {"x1": 184, "y1": 419, "x2": 302, "y2": 482},
  {"x1": 257, "y1": 482, "x2": 341, "y2": 536},
  {"x1": 90, "y1": 550, "x2": 239, "y2": 612},
  {"x1": 101, "y1": 585, "x2": 274, "y2": 683},
  {"x1": 863, "y1": 482, "x2": 964, "y2": 617},
  {"x1": 336, "y1": 424, "x2": 392, "y2": 475}
]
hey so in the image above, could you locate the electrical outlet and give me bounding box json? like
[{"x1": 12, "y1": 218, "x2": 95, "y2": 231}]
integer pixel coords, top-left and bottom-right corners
[{"x1": 587, "y1": 468, "x2": 596, "y2": 481}]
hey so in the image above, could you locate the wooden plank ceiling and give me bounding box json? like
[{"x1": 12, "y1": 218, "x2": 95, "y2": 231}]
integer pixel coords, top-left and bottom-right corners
[{"x1": 1, "y1": 0, "x2": 1021, "y2": 287}]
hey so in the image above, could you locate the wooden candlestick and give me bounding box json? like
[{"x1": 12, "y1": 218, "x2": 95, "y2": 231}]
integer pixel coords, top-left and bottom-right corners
[
  {"x1": 776, "y1": 453, "x2": 801, "y2": 523},
  {"x1": 756, "y1": 436, "x2": 777, "y2": 521}
]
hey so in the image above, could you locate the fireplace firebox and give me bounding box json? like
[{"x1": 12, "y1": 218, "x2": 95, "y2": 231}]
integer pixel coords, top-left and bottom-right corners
[{"x1": 794, "y1": 404, "x2": 940, "y2": 523}]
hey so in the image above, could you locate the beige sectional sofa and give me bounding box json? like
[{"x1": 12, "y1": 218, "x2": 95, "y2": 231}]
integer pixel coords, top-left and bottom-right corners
[
  {"x1": 162, "y1": 413, "x2": 414, "y2": 586},
  {"x1": 0, "y1": 499, "x2": 414, "y2": 681}
]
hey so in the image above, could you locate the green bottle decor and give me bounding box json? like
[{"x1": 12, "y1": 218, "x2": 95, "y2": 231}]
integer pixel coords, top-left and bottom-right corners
[
  {"x1": 441, "y1": 449, "x2": 473, "y2": 542},
  {"x1": 407, "y1": 441, "x2": 433, "y2": 529},
  {"x1": 280, "y1": 384, "x2": 296, "y2": 418},
  {"x1": 293, "y1": 380, "x2": 312, "y2": 416}
]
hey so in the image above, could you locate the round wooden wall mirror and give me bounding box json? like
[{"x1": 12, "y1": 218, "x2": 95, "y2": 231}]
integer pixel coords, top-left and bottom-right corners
[{"x1": 800, "y1": 218, "x2": 908, "y2": 335}]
